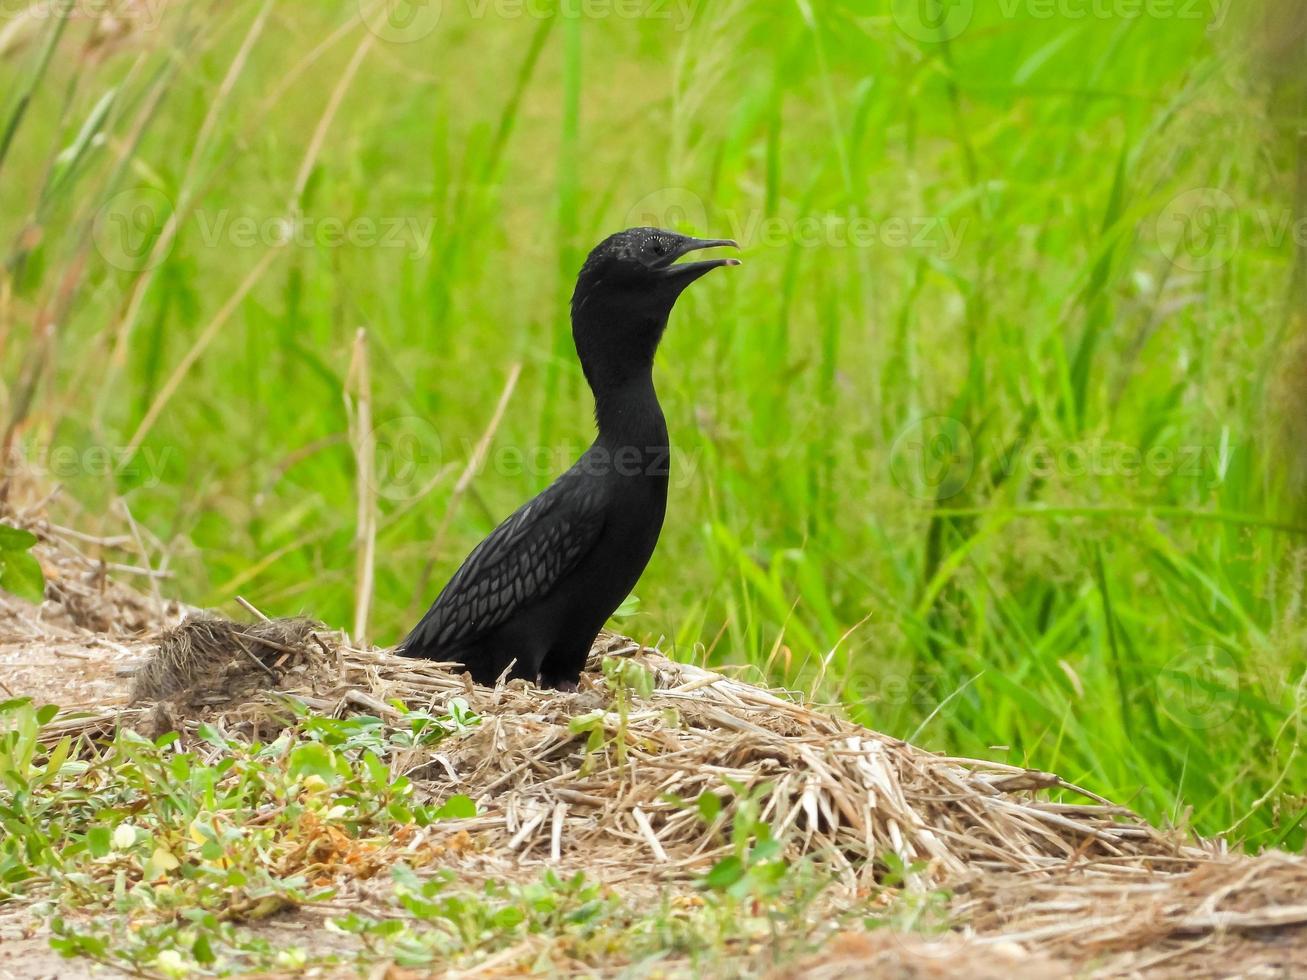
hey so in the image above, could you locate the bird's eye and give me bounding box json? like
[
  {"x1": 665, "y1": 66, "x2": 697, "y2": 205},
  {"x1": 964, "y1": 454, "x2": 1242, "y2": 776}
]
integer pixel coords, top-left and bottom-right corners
[{"x1": 651, "y1": 243, "x2": 667, "y2": 257}]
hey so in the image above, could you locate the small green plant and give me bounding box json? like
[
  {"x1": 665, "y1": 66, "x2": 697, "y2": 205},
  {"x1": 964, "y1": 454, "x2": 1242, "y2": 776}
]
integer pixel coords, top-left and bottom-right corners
[
  {"x1": 3, "y1": 698, "x2": 889, "y2": 976},
  {"x1": 602, "y1": 657, "x2": 655, "y2": 699},
  {"x1": 0, "y1": 524, "x2": 44, "y2": 604},
  {"x1": 568, "y1": 658, "x2": 658, "y2": 769},
  {"x1": 685, "y1": 778, "x2": 835, "y2": 968},
  {"x1": 330, "y1": 866, "x2": 624, "y2": 968},
  {"x1": 603, "y1": 656, "x2": 655, "y2": 765},
  {"x1": 864, "y1": 853, "x2": 953, "y2": 935},
  {"x1": 0, "y1": 697, "x2": 484, "y2": 974},
  {"x1": 696, "y1": 778, "x2": 790, "y2": 902},
  {"x1": 0, "y1": 699, "x2": 78, "y2": 897}
]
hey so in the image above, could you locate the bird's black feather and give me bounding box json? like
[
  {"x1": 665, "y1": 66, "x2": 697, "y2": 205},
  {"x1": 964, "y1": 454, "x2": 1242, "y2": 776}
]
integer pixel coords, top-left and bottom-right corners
[{"x1": 401, "y1": 464, "x2": 608, "y2": 654}]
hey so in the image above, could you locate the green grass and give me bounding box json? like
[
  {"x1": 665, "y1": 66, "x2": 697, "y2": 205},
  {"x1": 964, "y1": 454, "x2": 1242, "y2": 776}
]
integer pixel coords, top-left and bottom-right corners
[
  {"x1": 2, "y1": 0, "x2": 1305, "y2": 852},
  {"x1": 0, "y1": 695, "x2": 851, "y2": 975}
]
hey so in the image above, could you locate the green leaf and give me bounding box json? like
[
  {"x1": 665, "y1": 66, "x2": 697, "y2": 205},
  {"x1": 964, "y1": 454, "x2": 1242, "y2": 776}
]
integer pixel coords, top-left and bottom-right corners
[
  {"x1": 0, "y1": 549, "x2": 44, "y2": 603},
  {"x1": 192, "y1": 932, "x2": 215, "y2": 965},
  {"x1": 702, "y1": 855, "x2": 744, "y2": 891},
  {"x1": 565, "y1": 900, "x2": 604, "y2": 924},
  {"x1": 386, "y1": 801, "x2": 413, "y2": 824},
  {"x1": 608, "y1": 659, "x2": 655, "y2": 699},
  {"x1": 0, "y1": 524, "x2": 37, "y2": 551},
  {"x1": 433, "y1": 794, "x2": 476, "y2": 819},
  {"x1": 493, "y1": 905, "x2": 526, "y2": 929},
  {"x1": 568, "y1": 710, "x2": 604, "y2": 734},
  {"x1": 87, "y1": 826, "x2": 111, "y2": 858},
  {"x1": 288, "y1": 742, "x2": 336, "y2": 781},
  {"x1": 361, "y1": 751, "x2": 388, "y2": 785},
  {"x1": 697, "y1": 792, "x2": 722, "y2": 823},
  {"x1": 43, "y1": 735, "x2": 71, "y2": 778}
]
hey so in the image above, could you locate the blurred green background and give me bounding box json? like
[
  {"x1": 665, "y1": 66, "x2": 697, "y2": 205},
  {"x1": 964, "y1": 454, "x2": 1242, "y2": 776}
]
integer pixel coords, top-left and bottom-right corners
[{"x1": 2, "y1": 0, "x2": 1305, "y2": 848}]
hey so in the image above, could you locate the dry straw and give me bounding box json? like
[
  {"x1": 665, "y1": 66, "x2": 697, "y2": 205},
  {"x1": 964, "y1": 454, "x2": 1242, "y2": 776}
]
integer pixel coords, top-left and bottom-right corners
[
  {"x1": 9, "y1": 517, "x2": 1307, "y2": 976},
  {"x1": 52, "y1": 620, "x2": 1204, "y2": 883}
]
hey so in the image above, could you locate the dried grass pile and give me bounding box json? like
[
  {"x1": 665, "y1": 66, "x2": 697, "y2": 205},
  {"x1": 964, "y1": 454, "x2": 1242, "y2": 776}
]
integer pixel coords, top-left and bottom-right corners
[
  {"x1": 11, "y1": 520, "x2": 1305, "y2": 977},
  {"x1": 81, "y1": 624, "x2": 1207, "y2": 891},
  {"x1": 959, "y1": 852, "x2": 1307, "y2": 975},
  {"x1": 129, "y1": 617, "x2": 329, "y2": 706}
]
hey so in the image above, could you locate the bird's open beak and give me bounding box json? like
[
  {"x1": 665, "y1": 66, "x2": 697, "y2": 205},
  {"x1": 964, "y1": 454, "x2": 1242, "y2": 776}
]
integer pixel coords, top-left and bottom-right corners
[{"x1": 655, "y1": 237, "x2": 741, "y2": 281}]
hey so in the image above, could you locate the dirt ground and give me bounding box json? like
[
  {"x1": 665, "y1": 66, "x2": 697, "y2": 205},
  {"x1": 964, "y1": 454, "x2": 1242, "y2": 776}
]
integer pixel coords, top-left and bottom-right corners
[{"x1": 2, "y1": 524, "x2": 1306, "y2": 978}]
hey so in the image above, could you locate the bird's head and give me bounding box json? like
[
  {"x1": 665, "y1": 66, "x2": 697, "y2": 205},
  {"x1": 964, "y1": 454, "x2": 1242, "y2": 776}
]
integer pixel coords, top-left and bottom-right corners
[{"x1": 570, "y1": 227, "x2": 739, "y2": 389}]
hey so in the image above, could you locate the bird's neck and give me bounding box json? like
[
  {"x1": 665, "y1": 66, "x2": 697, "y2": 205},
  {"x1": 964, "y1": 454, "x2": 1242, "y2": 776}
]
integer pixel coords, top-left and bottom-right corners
[{"x1": 592, "y1": 373, "x2": 668, "y2": 452}]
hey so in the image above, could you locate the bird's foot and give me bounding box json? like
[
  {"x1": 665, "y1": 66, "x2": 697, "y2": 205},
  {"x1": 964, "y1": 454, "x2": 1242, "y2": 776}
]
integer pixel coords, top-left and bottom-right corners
[{"x1": 540, "y1": 677, "x2": 580, "y2": 693}]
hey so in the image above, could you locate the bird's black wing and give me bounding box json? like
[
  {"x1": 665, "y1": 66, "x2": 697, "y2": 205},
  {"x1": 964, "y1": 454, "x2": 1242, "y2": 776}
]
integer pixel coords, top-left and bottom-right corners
[{"x1": 401, "y1": 465, "x2": 608, "y2": 653}]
